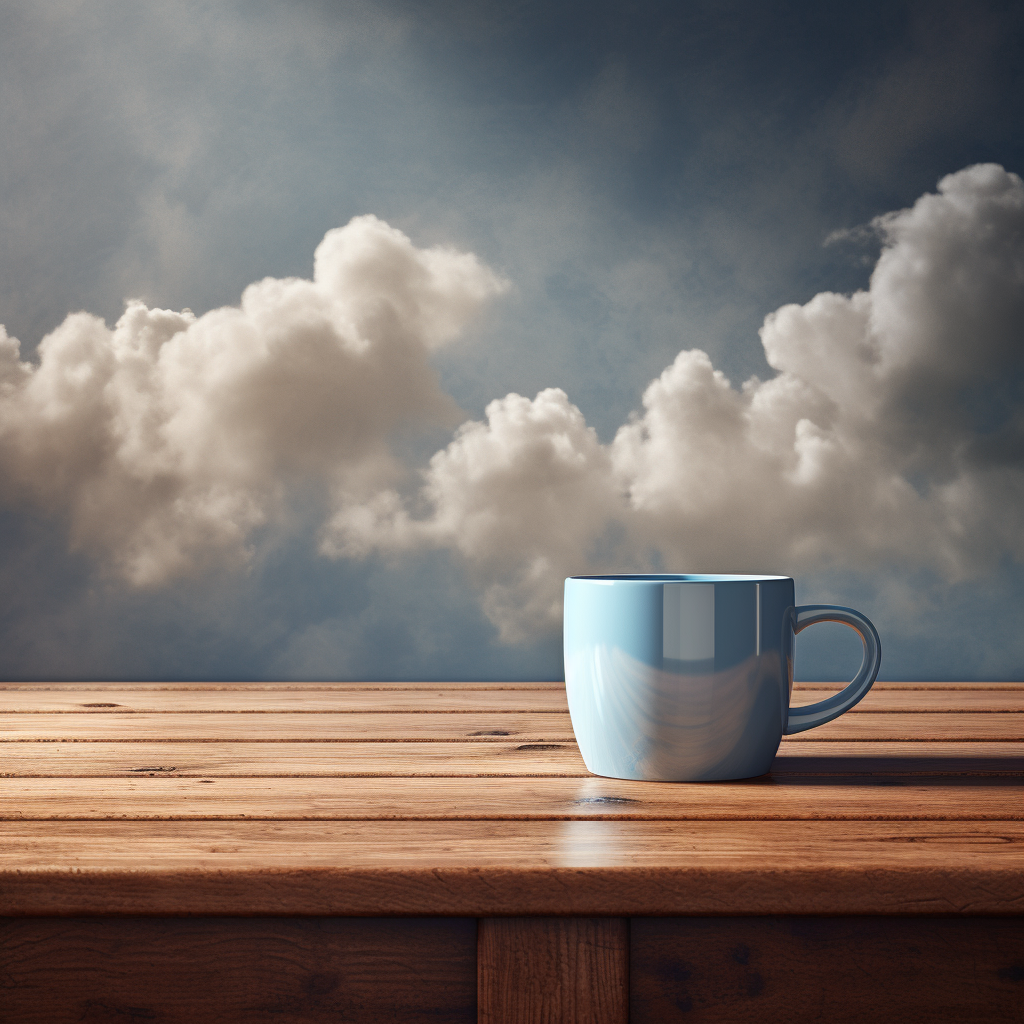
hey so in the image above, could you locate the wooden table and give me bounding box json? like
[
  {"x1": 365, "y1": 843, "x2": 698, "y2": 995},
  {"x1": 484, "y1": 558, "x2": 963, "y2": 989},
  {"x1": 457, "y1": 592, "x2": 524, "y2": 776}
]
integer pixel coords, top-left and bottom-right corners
[{"x1": 1, "y1": 681, "x2": 1021, "y2": 1023}]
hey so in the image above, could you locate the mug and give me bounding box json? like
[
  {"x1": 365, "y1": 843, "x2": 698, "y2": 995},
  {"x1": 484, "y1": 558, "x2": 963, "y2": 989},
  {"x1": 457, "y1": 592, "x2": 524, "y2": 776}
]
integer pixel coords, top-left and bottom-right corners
[{"x1": 563, "y1": 574, "x2": 881, "y2": 781}]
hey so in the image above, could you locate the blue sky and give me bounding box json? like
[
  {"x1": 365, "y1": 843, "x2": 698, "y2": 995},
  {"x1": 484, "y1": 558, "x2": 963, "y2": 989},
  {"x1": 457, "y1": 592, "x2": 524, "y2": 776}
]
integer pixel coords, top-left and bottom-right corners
[{"x1": 1, "y1": 0, "x2": 1022, "y2": 681}]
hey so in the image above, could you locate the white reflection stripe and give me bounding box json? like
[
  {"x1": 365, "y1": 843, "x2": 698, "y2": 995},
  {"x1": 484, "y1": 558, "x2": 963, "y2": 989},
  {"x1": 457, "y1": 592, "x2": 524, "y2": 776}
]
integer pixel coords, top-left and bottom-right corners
[{"x1": 755, "y1": 582, "x2": 761, "y2": 655}]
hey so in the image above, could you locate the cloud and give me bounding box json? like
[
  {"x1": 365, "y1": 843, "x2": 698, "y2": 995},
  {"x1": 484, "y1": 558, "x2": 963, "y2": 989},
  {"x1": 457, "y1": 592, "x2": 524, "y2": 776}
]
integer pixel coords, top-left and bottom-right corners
[
  {"x1": 3, "y1": 166, "x2": 1022, "y2": 648},
  {"x1": 0, "y1": 215, "x2": 508, "y2": 585},
  {"x1": 328, "y1": 164, "x2": 1024, "y2": 639},
  {"x1": 320, "y1": 386, "x2": 618, "y2": 641}
]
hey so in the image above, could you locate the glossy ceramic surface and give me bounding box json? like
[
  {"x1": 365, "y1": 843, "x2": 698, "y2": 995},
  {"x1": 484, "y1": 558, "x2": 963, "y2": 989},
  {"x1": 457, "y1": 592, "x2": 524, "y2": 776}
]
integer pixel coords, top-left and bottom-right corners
[{"x1": 563, "y1": 574, "x2": 881, "y2": 781}]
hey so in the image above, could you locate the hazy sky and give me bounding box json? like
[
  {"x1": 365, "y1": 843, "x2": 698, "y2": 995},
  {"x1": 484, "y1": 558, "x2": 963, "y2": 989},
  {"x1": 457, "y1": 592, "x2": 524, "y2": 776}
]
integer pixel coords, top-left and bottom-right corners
[{"x1": 1, "y1": 0, "x2": 1022, "y2": 681}]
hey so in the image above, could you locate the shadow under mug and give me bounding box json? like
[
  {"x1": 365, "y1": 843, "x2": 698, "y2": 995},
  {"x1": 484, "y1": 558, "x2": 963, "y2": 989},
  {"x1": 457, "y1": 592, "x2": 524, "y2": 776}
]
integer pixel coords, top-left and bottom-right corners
[{"x1": 563, "y1": 574, "x2": 881, "y2": 782}]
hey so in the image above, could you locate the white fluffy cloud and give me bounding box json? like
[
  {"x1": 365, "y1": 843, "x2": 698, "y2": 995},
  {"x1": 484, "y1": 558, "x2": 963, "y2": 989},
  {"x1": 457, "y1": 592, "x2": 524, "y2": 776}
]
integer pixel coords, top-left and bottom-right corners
[
  {"x1": 0, "y1": 215, "x2": 508, "y2": 584},
  {"x1": 320, "y1": 386, "x2": 619, "y2": 640},
  {"x1": 3, "y1": 168, "x2": 1022, "y2": 643},
  {"x1": 327, "y1": 165, "x2": 1024, "y2": 639}
]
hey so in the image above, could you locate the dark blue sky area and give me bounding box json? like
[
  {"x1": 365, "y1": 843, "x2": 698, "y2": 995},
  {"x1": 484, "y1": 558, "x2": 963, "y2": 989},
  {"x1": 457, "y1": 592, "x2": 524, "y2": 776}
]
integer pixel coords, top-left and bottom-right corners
[{"x1": 0, "y1": 0, "x2": 1022, "y2": 681}]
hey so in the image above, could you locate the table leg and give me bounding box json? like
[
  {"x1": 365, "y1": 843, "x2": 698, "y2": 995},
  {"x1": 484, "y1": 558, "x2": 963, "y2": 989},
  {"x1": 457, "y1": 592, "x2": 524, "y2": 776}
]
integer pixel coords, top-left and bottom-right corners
[{"x1": 477, "y1": 916, "x2": 628, "y2": 1024}]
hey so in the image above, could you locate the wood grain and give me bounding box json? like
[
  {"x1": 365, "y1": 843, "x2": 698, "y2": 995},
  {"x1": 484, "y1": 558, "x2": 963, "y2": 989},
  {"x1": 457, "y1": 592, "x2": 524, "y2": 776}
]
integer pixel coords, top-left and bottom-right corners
[
  {"x1": 3, "y1": 710, "x2": 1020, "y2": 742},
  {"x1": 630, "y1": 916, "x2": 1024, "y2": 1023},
  {"x1": 769, "y1": 741, "x2": 1024, "y2": 774},
  {"x1": 0, "y1": 681, "x2": 566, "y2": 690},
  {"x1": 3, "y1": 775, "x2": 1020, "y2": 821},
  {"x1": 0, "y1": 711, "x2": 575, "y2": 741},
  {"x1": 779, "y1": 712, "x2": 1022, "y2": 740},
  {"x1": 3, "y1": 739, "x2": 1020, "y2": 777},
  {"x1": 2, "y1": 684, "x2": 1020, "y2": 713},
  {"x1": 2, "y1": 820, "x2": 1022, "y2": 916},
  {"x1": 5, "y1": 682, "x2": 1021, "y2": 1021},
  {"x1": 4, "y1": 685, "x2": 1022, "y2": 912},
  {"x1": 0, "y1": 739, "x2": 589, "y2": 776},
  {"x1": 789, "y1": 689, "x2": 1024, "y2": 712},
  {"x1": 478, "y1": 917, "x2": 628, "y2": 1024},
  {"x1": 0, "y1": 688, "x2": 570, "y2": 714},
  {"x1": 0, "y1": 916, "x2": 476, "y2": 1024}
]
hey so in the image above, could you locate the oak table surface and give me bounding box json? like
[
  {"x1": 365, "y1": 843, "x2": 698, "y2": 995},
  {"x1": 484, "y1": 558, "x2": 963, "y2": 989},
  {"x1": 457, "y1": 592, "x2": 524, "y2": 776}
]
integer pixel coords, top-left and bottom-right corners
[
  {"x1": 1, "y1": 680, "x2": 1022, "y2": 917},
  {"x1": 1, "y1": 681, "x2": 1022, "y2": 1024}
]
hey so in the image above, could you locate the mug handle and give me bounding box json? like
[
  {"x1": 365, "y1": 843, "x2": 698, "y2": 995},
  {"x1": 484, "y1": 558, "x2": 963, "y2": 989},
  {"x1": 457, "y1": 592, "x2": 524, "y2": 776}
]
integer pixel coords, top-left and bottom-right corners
[{"x1": 784, "y1": 604, "x2": 882, "y2": 735}]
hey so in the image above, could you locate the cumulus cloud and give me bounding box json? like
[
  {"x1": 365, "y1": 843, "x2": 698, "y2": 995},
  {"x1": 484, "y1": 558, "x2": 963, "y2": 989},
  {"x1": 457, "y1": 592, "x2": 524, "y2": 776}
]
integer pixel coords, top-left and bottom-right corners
[
  {"x1": 320, "y1": 386, "x2": 619, "y2": 639},
  {"x1": 0, "y1": 215, "x2": 508, "y2": 584},
  {"x1": 3, "y1": 167, "x2": 1022, "y2": 645},
  {"x1": 327, "y1": 164, "x2": 1024, "y2": 640}
]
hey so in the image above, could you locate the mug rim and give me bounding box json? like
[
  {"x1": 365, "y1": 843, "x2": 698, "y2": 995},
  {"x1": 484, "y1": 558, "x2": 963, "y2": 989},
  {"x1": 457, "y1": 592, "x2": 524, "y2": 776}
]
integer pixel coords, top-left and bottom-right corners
[{"x1": 567, "y1": 573, "x2": 791, "y2": 583}]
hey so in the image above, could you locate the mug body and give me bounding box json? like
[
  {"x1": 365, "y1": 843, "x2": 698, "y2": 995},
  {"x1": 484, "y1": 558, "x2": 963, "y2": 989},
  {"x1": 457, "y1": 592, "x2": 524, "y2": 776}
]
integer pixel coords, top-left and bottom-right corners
[{"x1": 564, "y1": 574, "x2": 795, "y2": 781}]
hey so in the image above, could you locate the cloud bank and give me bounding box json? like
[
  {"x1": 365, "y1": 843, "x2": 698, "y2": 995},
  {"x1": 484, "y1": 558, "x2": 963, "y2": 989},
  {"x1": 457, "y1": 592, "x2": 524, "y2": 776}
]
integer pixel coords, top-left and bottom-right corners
[
  {"x1": 2, "y1": 165, "x2": 1022, "y2": 644},
  {"x1": 0, "y1": 215, "x2": 507, "y2": 584},
  {"x1": 326, "y1": 164, "x2": 1024, "y2": 639}
]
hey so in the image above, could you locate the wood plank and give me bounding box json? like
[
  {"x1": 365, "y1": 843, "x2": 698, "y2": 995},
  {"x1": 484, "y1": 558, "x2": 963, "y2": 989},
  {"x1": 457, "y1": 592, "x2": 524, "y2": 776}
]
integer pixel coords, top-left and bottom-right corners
[
  {"x1": 630, "y1": 916, "x2": 1024, "y2": 1024},
  {"x1": 0, "y1": 711, "x2": 575, "y2": 742},
  {"x1": 1, "y1": 820, "x2": 1021, "y2": 916},
  {"x1": 780, "y1": 713, "x2": 1022, "y2": 741},
  {"x1": 0, "y1": 681, "x2": 564, "y2": 691},
  {"x1": 3, "y1": 775, "x2": 1020, "y2": 821},
  {"x1": 4, "y1": 710, "x2": 1018, "y2": 742},
  {"x1": 478, "y1": 917, "x2": 628, "y2": 1024},
  {"x1": 0, "y1": 916, "x2": 476, "y2": 1024},
  {"x1": 3, "y1": 686, "x2": 1021, "y2": 714},
  {"x1": 791, "y1": 689, "x2": 1024, "y2": 712},
  {"x1": 4, "y1": 740, "x2": 1022, "y2": 779},
  {"x1": 0, "y1": 740, "x2": 590, "y2": 776},
  {"x1": 770, "y1": 741, "x2": 1024, "y2": 775},
  {"x1": 0, "y1": 688, "x2": 571, "y2": 714}
]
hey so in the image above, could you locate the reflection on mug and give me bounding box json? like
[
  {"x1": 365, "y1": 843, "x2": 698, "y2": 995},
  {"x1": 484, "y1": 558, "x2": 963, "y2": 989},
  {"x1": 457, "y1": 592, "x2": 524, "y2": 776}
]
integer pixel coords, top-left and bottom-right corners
[
  {"x1": 567, "y1": 643, "x2": 784, "y2": 781},
  {"x1": 564, "y1": 574, "x2": 880, "y2": 782}
]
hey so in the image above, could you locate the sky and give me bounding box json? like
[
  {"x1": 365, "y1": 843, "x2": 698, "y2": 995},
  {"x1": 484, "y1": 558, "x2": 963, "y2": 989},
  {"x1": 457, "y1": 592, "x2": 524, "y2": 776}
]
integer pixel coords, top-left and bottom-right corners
[{"x1": 1, "y1": 0, "x2": 1023, "y2": 682}]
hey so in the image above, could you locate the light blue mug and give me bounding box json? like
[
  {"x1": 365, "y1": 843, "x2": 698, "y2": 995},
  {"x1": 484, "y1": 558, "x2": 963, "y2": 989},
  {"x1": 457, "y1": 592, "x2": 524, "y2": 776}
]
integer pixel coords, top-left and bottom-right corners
[{"x1": 563, "y1": 574, "x2": 881, "y2": 781}]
